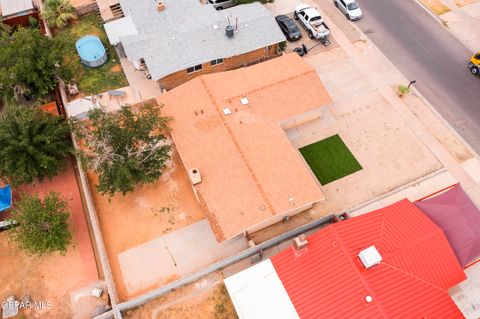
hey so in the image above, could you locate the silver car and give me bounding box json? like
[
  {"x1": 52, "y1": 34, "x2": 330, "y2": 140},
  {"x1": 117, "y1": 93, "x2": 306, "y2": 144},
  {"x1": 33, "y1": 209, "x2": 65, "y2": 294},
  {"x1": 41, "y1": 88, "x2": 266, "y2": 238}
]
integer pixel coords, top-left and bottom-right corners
[
  {"x1": 208, "y1": 0, "x2": 236, "y2": 10},
  {"x1": 334, "y1": 0, "x2": 363, "y2": 21}
]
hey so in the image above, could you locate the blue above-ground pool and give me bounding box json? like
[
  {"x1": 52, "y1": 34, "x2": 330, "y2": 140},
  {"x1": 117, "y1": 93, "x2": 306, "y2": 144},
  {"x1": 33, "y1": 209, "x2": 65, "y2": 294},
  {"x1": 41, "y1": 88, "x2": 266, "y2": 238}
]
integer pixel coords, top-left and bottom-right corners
[{"x1": 75, "y1": 35, "x2": 108, "y2": 68}]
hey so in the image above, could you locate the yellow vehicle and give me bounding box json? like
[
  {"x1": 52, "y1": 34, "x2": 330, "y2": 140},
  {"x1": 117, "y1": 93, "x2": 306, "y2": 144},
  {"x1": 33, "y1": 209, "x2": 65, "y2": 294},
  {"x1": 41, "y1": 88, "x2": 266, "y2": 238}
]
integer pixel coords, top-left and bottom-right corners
[{"x1": 469, "y1": 52, "x2": 480, "y2": 76}]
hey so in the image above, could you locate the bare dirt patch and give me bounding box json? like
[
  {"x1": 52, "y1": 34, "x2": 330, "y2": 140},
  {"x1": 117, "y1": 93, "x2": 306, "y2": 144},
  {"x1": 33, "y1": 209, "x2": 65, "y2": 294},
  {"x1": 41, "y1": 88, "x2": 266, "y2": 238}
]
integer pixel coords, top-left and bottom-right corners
[
  {"x1": 89, "y1": 149, "x2": 205, "y2": 300},
  {"x1": 110, "y1": 65, "x2": 122, "y2": 73},
  {"x1": 0, "y1": 160, "x2": 99, "y2": 318},
  {"x1": 403, "y1": 92, "x2": 472, "y2": 163},
  {"x1": 123, "y1": 273, "x2": 237, "y2": 319},
  {"x1": 418, "y1": 0, "x2": 452, "y2": 15}
]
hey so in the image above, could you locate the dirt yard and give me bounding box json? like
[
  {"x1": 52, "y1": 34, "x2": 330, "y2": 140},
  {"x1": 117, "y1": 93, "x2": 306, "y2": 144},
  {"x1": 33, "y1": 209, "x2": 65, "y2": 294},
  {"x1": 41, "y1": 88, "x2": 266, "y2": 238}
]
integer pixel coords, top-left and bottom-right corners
[
  {"x1": 88, "y1": 149, "x2": 205, "y2": 300},
  {"x1": 0, "y1": 160, "x2": 99, "y2": 318},
  {"x1": 123, "y1": 273, "x2": 237, "y2": 319}
]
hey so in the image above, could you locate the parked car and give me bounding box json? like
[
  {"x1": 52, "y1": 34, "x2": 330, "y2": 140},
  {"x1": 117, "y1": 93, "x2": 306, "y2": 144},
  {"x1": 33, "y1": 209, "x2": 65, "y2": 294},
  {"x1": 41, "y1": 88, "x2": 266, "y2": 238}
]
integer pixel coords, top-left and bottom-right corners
[
  {"x1": 334, "y1": 0, "x2": 363, "y2": 21},
  {"x1": 207, "y1": 0, "x2": 236, "y2": 10},
  {"x1": 275, "y1": 15, "x2": 302, "y2": 41},
  {"x1": 294, "y1": 4, "x2": 330, "y2": 40}
]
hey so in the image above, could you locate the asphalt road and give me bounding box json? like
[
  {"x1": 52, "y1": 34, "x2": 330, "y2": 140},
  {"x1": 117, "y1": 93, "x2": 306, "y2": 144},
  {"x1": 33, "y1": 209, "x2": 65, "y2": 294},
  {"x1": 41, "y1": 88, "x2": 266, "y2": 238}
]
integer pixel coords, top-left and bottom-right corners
[{"x1": 356, "y1": 0, "x2": 480, "y2": 153}]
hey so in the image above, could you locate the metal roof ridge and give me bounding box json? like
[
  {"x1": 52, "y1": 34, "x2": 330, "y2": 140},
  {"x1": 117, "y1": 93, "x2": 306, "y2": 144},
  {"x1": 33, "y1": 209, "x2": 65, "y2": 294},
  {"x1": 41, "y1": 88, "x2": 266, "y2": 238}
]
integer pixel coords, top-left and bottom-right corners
[
  {"x1": 329, "y1": 225, "x2": 389, "y2": 318},
  {"x1": 381, "y1": 257, "x2": 451, "y2": 293},
  {"x1": 198, "y1": 77, "x2": 275, "y2": 216}
]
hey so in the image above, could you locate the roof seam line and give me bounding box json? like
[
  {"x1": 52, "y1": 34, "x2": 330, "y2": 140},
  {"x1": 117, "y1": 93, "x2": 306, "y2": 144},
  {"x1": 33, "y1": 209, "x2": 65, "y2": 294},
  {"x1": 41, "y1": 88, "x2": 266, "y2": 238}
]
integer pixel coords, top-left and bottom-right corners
[
  {"x1": 329, "y1": 226, "x2": 390, "y2": 318},
  {"x1": 199, "y1": 77, "x2": 275, "y2": 215}
]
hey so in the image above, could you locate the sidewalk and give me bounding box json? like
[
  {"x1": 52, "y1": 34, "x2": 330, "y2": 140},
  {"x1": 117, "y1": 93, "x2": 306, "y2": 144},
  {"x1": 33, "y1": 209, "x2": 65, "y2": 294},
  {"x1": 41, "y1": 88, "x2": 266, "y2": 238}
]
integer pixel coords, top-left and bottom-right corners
[{"x1": 420, "y1": 0, "x2": 480, "y2": 51}]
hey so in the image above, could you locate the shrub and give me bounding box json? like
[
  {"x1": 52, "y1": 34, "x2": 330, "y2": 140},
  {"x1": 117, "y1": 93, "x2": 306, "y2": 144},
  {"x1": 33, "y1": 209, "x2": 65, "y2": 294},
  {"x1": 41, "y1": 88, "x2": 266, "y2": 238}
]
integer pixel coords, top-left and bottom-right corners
[
  {"x1": 0, "y1": 105, "x2": 72, "y2": 185},
  {"x1": 9, "y1": 192, "x2": 72, "y2": 256},
  {"x1": 43, "y1": 0, "x2": 77, "y2": 29},
  {"x1": 72, "y1": 103, "x2": 171, "y2": 196}
]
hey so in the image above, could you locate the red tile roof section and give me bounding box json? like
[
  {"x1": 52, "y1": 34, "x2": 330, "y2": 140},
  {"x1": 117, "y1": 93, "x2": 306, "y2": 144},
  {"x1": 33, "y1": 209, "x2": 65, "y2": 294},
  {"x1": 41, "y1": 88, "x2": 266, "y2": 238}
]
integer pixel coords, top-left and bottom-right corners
[
  {"x1": 158, "y1": 54, "x2": 332, "y2": 241},
  {"x1": 271, "y1": 199, "x2": 466, "y2": 319}
]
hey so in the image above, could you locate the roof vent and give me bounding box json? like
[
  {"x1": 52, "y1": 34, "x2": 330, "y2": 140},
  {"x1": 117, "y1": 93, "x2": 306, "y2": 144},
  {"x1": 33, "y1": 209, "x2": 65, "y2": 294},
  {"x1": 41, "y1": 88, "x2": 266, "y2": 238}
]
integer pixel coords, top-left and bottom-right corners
[
  {"x1": 223, "y1": 108, "x2": 232, "y2": 115},
  {"x1": 365, "y1": 295, "x2": 373, "y2": 303},
  {"x1": 240, "y1": 97, "x2": 249, "y2": 105},
  {"x1": 213, "y1": 24, "x2": 218, "y2": 30},
  {"x1": 358, "y1": 246, "x2": 382, "y2": 269},
  {"x1": 226, "y1": 25, "x2": 234, "y2": 38},
  {"x1": 294, "y1": 234, "x2": 308, "y2": 250},
  {"x1": 188, "y1": 168, "x2": 202, "y2": 185}
]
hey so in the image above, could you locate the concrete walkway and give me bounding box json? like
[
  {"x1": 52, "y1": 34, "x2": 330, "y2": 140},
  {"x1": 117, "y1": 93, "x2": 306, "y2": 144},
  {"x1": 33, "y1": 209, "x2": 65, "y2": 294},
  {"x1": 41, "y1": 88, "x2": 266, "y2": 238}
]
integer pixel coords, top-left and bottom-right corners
[{"x1": 117, "y1": 220, "x2": 247, "y2": 296}]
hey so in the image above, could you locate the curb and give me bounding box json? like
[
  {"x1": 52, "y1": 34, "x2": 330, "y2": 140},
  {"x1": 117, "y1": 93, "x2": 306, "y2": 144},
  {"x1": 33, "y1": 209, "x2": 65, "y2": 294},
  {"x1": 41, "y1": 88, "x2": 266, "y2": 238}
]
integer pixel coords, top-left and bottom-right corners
[{"x1": 413, "y1": 0, "x2": 477, "y2": 53}]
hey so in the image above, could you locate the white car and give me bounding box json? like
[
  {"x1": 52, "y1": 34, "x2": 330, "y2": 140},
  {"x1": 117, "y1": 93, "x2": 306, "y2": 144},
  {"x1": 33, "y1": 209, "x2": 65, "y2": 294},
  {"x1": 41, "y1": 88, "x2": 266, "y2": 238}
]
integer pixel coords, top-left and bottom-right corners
[
  {"x1": 294, "y1": 4, "x2": 330, "y2": 40},
  {"x1": 334, "y1": 0, "x2": 363, "y2": 21},
  {"x1": 207, "y1": 0, "x2": 236, "y2": 10}
]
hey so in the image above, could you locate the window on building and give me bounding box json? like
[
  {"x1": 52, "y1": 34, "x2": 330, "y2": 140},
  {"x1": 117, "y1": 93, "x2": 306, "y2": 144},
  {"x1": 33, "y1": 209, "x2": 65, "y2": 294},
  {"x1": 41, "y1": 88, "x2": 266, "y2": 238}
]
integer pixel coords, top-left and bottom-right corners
[
  {"x1": 187, "y1": 64, "x2": 203, "y2": 74},
  {"x1": 210, "y1": 58, "x2": 224, "y2": 66}
]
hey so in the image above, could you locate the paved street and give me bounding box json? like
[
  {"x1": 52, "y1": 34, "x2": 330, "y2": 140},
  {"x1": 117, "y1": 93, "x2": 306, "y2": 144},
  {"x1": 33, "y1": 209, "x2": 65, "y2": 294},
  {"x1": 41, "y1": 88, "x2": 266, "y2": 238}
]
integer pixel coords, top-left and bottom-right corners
[{"x1": 356, "y1": 0, "x2": 480, "y2": 153}]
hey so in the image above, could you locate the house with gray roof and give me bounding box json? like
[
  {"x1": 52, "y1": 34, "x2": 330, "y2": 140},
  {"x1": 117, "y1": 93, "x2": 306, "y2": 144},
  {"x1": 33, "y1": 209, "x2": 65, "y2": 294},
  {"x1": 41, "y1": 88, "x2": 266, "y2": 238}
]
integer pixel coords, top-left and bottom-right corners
[{"x1": 103, "y1": 0, "x2": 285, "y2": 90}]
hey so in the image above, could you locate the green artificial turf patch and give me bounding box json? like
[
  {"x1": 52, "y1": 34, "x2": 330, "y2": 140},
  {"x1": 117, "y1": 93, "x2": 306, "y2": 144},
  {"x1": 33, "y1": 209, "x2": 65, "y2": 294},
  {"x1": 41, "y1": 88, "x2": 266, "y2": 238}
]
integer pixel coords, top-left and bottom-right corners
[{"x1": 299, "y1": 134, "x2": 362, "y2": 185}]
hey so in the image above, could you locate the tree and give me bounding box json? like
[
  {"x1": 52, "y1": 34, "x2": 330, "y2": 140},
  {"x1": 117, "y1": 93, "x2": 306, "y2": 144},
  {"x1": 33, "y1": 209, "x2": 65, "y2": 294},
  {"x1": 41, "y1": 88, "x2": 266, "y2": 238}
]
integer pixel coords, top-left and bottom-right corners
[
  {"x1": 0, "y1": 27, "x2": 63, "y2": 101},
  {"x1": 42, "y1": 0, "x2": 77, "y2": 29},
  {"x1": 0, "y1": 105, "x2": 72, "y2": 185},
  {"x1": 9, "y1": 192, "x2": 72, "y2": 256},
  {"x1": 72, "y1": 103, "x2": 171, "y2": 196}
]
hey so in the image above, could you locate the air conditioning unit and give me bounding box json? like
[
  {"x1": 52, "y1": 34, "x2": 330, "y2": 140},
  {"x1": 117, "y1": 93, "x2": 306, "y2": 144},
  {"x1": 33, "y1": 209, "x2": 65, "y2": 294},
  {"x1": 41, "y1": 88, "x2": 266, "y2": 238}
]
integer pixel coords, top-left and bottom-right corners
[
  {"x1": 358, "y1": 246, "x2": 382, "y2": 269},
  {"x1": 294, "y1": 234, "x2": 308, "y2": 250},
  {"x1": 188, "y1": 168, "x2": 202, "y2": 185}
]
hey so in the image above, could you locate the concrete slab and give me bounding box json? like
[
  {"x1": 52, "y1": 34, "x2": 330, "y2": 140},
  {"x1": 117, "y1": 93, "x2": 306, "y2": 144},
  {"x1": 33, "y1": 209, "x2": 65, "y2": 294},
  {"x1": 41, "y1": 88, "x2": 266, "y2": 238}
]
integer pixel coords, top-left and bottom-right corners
[
  {"x1": 118, "y1": 236, "x2": 176, "y2": 295},
  {"x1": 117, "y1": 220, "x2": 247, "y2": 295},
  {"x1": 451, "y1": 262, "x2": 480, "y2": 319},
  {"x1": 461, "y1": 157, "x2": 480, "y2": 185},
  {"x1": 165, "y1": 220, "x2": 248, "y2": 276}
]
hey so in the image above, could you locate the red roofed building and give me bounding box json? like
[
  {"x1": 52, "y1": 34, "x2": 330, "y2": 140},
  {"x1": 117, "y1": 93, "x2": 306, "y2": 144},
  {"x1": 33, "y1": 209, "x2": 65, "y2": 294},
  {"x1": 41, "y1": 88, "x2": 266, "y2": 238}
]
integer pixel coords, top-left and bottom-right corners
[{"x1": 225, "y1": 199, "x2": 466, "y2": 319}]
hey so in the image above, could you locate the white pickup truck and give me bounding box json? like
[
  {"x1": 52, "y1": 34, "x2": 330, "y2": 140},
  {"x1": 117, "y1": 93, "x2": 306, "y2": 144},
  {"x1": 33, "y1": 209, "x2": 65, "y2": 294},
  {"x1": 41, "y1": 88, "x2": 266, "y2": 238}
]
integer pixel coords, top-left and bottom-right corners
[{"x1": 294, "y1": 4, "x2": 330, "y2": 40}]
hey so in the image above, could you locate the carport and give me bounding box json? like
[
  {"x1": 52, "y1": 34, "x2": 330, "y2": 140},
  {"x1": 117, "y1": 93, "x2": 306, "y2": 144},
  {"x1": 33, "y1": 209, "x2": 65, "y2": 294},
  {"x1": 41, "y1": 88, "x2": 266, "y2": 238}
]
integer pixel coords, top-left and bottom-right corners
[{"x1": 415, "y1": 184, "x2": 480, "y2": 268}]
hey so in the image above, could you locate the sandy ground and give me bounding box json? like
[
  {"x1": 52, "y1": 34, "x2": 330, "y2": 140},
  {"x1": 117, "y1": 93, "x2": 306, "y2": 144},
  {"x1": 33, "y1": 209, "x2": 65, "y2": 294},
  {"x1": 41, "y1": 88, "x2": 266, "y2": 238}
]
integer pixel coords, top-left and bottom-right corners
[
  {"x1": 0, "y1": 160, "x2": 99, "y2": 318},
  {"x1": 123, "y1": 272, "x2": 237, "y2": 319},
  {"x1": 88, "y1": 149, "x2": 205, "y2": 300}
]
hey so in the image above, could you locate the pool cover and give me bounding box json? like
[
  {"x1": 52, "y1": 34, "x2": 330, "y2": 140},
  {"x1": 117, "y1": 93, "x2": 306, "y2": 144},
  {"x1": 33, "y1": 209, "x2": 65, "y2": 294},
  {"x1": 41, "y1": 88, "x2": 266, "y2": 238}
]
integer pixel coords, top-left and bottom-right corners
[
  {"x1": 415, "y1": 184, "x2": 480, "y2": 267},
  {"x1": 0, "y1": 185, "x2": 12, "y2": 212}
]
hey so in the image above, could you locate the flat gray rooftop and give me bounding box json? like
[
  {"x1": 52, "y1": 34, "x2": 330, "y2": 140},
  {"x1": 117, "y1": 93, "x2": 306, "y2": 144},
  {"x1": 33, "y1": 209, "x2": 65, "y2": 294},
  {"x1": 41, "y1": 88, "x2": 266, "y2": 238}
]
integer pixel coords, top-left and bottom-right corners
[{"x1": 116, "y1": 0, "x2": 285, "y2": 80}]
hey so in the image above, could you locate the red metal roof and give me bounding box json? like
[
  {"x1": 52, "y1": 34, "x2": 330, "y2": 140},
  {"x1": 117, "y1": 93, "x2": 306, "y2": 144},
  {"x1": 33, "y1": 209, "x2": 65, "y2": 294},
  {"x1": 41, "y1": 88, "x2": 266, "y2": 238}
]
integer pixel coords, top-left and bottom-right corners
[{"x1": 271, "y1": 199, "x2": 466, "y2": 319}]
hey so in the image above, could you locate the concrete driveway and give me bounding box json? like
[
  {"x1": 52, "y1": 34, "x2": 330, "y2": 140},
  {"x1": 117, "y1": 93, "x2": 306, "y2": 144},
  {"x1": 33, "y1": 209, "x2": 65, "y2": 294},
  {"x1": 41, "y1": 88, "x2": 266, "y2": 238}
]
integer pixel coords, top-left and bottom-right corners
[{"x1": 117, "y1": 220, "x2": 247, "y2": 296}]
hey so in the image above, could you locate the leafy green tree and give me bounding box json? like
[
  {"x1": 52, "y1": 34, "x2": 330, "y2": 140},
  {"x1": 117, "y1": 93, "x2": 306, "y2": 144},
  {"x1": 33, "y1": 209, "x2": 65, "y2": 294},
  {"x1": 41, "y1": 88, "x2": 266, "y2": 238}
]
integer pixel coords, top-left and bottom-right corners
[
  {"x1": 0, "y1": 105, "x2": 72, "y2": 185},
  {"x1": 42, "y1": 0, "x2": 77, "y2": 29},
  {"x1": 72, "y1": 103, "x2": 171, "y2": 196},
  {"x1": 9, "y1": 192, "x2": 72, "y2": 256},
  {"x1": 0, "y1": 27, "x2": 63, "y2": 101}
]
